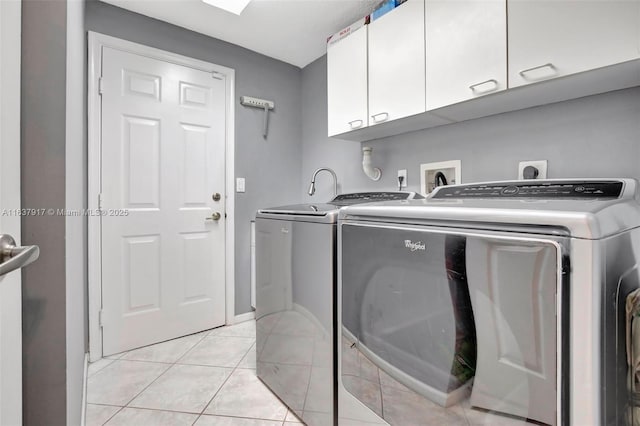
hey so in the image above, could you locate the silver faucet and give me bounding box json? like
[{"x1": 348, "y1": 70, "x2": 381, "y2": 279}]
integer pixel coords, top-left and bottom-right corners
[{"x1": 308, "y1": 167, "x2": 338, "y2": 198}]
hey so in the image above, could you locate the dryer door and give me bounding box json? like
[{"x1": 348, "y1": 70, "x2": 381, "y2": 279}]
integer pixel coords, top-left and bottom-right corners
[
  {"x1": 339, "y1": 223, "x2": 561, "y2": 426},
  {"x1": 466, "y1": 237, "x2": 558, "y2": 426}
]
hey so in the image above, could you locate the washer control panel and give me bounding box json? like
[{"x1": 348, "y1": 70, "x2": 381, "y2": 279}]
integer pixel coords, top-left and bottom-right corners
[{"x1": 431, "y1": 181, "x2": 624, "y2": 199}]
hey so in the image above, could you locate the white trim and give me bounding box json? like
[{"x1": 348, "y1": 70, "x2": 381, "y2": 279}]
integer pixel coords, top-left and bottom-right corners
[
  {"x1": 224, "y1": 51, "x2": 236, "y2": 327},
  {"x1": 87, "y1": 32, "x2": 236, "y2": 361},
  {"x1": 0, "y1": 1, "x2": 23, "y2": 422},
  {"x1": 233, "y1": 311, "x2": 256, "y2": 324},
  {"x1": 87, "y1": 32, "x2": 101, "y2": 362},
  {"x1": 80, "y1": 353, "x2": 88, "y2": 426}
]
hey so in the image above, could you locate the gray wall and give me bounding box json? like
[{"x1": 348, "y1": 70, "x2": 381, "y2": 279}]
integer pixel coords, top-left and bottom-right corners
[
  {"x1": 66, "y1": 0, "x2": 88, "y2": 424},
  {"x1": 21, "y1": 0, "x2": 68, "y2": 424},
  {"x1": 301, "y1": 55, "x2": 640, "y2": 200},
  {"x1": 85, "y1": 1, "x2": 303, "y2": 315}
]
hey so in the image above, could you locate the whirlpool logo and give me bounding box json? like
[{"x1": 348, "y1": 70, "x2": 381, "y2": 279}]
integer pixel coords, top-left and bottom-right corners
[{"x1": 404, "y1": 240, "x2": 426, "y2": 252}]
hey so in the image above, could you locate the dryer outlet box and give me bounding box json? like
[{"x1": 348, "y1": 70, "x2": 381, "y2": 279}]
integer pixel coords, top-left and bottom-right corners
[
  {"x1": 518, "y1": 160, "x2": 548, "y2": 180},
  {"x1": 420, "y1": 160, "x2": 461, "y2": 195}
]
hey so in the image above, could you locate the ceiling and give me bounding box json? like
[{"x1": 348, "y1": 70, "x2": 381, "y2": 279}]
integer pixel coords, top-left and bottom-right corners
[{"x1": 100, "y1": 0, "x2": 379, "y2": 68}]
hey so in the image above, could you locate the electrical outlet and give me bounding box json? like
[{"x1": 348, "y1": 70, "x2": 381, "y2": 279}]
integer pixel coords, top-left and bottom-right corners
[
  {"x1": 420, "y1": 160, "x2": 461, "y2": 195},
  {"x1": 518, "y1": 160, "x2": 547, "y2": 180},
  {"x1": 397, "y1": 169, "x2": 407, "y2": 188}
]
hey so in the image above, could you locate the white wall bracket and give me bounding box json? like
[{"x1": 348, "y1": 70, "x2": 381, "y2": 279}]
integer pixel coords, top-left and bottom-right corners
[{"x1": 240, "y1": 96, "x2": 275, "y2": 138}]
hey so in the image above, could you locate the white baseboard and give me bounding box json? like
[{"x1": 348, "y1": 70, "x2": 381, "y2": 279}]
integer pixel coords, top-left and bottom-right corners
[
  {"x1": 81, "y1": 352, "x2": 89, "y2": 426},
  {"x1": 234, "y1": 311, "x2": 255, "y2": 324}
]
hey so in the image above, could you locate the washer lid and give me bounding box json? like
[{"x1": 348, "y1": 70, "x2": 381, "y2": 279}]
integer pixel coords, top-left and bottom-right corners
[
  {"x1": 258, "y1": 203, "x2": 337, "y2": 216},
  {"x1": 257, "y1": 204, "x2": 339, "y2": 224},
  {"x1": 256, "y1": 192, "x2": 423, "y2": 223},
  {"x1": 339, "y1": 179, "x2": 640, "y2": 239}
]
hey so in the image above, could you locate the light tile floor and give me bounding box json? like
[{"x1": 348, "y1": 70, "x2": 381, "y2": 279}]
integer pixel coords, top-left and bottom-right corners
[{"x1": 86, "y1": 320, "x2": 305, "y2": 426}]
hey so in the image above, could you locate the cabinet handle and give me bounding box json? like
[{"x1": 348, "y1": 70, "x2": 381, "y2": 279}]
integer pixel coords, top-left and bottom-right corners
[
  {"x1": 469, "y1": 79, "x2": 499, "y2": 94},
  {"x1": 348, "y1": 119, "x2": 364, "y2": 129},
  {"x1": 371, "y1": 112, "x2": 389, "y2": 123},
  {"x1": 519, "y1": 63, "x2": 557, "y2": 79}
]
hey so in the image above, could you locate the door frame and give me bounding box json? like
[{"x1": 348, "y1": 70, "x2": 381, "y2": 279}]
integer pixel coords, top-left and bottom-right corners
[
  {"x1": 0, "y1": 0, "x2": 23, "y2": 423},
  {"x1": 87, "y1": 32, "x2": 236, "y2": 361}
]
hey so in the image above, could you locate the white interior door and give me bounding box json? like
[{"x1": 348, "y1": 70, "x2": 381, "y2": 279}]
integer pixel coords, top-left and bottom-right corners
[
  {"x1": 100, "y1": 47, "x2": 227, "y2": 356},
  {"x1": 0, "y1": 0, "x2": 24, "y2": 423}
]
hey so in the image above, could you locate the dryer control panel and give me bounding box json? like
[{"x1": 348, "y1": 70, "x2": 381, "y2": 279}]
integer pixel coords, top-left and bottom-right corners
[{"x1": 431, "y1": 180, "x2": 623, "y2": 199}]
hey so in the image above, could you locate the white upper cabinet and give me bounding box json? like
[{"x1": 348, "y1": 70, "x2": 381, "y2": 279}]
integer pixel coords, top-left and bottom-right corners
[
  {"x1": 508, "y1": 0, "x2": 640, "y2": 88},
  {"x1": 327, "y1": 25, "x2": 368, "y2": 137},
  {"x1": 368, "y1": 0, "x2": 426, "y2": 125},
  {"x1": 425, "y1": 0, "x2": 507, "y2": 110}
]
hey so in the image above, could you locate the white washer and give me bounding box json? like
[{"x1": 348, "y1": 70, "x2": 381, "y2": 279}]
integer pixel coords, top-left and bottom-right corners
[{"x1": 338, "y1": 179, "x2": 640, "y2": 426}]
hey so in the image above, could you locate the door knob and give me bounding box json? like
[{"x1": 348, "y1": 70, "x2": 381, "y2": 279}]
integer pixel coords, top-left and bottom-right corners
[
  {"x1": 0, "y1": 234, "x2": 39, "y2": 277},
  {"x1": 206, "y1": 212, "x2": 222, "y2": 221},
  {"x1": 212, "y1": 193, "x2": 221, "y2": 202}
]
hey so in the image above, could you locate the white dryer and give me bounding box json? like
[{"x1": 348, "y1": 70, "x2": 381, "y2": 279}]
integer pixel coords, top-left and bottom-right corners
[{"x1": 338, "y1": 179, "x2": 640, "y2": 426}]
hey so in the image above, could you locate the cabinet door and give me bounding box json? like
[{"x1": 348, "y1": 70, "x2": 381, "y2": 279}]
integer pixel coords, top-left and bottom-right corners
[
  {"x1": 327, "y1": 26, "x2": 368, "y2": 137},
  {"x1": 508, "y1": 0, "x2": 640, "y2": 88},
  {"x1": 425, "y1": 0, "x2": 507, "y2": 110},
  {"x1": 368, "y1": 0, "x2": 426, "y2": 125}
]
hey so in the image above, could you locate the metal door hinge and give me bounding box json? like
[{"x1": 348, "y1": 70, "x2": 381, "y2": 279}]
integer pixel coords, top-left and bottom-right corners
[
  {"x1": 212, "y1": 71, "x2": 225, "y2": 80},
  {"x1": 99, "y1": 310, "x2": 105, "y2": 327},
  {"x1": 98, "y1": 77, "x2": 104, "y2": 95},
  {"x1": 98, "y1": 193, "x2": 103, "y2": 210}
]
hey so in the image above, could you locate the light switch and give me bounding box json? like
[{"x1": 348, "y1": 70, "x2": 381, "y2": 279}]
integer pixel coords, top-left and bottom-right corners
[{"x1": 236, "y1": 177, "x2": 246, "y2": 193}]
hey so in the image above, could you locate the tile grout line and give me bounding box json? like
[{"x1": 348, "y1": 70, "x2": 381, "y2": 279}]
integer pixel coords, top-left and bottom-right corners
[
  {"x1": 172, "y1": 331, "x2": 211, "y2": 365},
  {"x1": 120, "y1": 361, "x2": 174, "y2": 408},
  {"x1": 122, "y1": 330, "x2": 216, "y2": 410},
  {"x1": 87, "y1": 402, "x2": 124, "y2": 408},
  {"x1": 91, "y1": 332, "x2": 205, "y2": 424},
  {"x1": 87, "y1": 358, "x2": 116, "y2": 378},
  {"x1": 103, "y1": 404, "x2": 205, "y2": 418},
  {"x1": 198, "y1": 326, "x2": 289, "y2": 424},
  {"x1": 103, "y1": 358, "x2": 174, "y2": 366},
  {"x1": 197, "y1": 340, "x2": 254, "y2": 416},
  {"x1": 91, "y1": 324, "x2": 262, "y2": 425},
  {"x1": 377, "y1": 363, "x2": 384, "y2": 419},
  {"x1": 100, "y1": 405, "x2": 126, "y2": 426},
  {"x1": 174, "y1": 331, "x2": 254, "y2": 365},
  {"x1": 113, "y1": 331, "x2": 211, "y2": 412},
  {"x1": 299, "y1": 363, "x2": 314, "y2": 416},
  {"x1": 238, "y1": 341, "x2": 256, "y2": 366}
]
